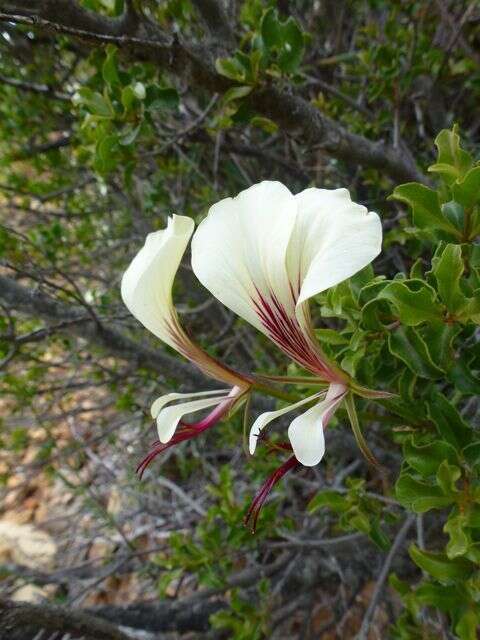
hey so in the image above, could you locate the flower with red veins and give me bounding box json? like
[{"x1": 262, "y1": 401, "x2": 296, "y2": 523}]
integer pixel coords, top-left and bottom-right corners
[
  {"x1": 191, "y1": 181, "x2": 382, "y2": 468},
  {"x1": 121, "y1": 215, "x2": 251, "y2": 473}
]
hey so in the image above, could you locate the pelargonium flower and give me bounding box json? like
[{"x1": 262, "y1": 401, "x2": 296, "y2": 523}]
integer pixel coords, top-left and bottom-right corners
[
  {"x1": 121, "y1": 215, "x2": 251, "y2": 474},
  {"x1": 191, "y1": 181, "x2": 382, "y2": 469}
]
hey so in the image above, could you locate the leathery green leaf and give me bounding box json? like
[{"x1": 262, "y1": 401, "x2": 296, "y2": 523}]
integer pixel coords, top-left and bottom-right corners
[
  {"x1": 388, "y1": 326, "x2": 444, "y2": 379},
  {"x1": 377, "y1": 279, "x2": 443, "y2": 325},
  {"x1": 409, "y1": 545, "x2": 474, "y2": 582}
]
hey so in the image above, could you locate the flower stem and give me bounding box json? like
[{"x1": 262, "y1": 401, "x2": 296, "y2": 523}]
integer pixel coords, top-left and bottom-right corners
[{"x1": 251, "y1": 378, "x2": 300, "y2": 403}]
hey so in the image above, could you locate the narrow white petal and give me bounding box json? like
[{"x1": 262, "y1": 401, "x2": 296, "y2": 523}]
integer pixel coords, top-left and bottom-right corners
[
  {"x1": 157, "y1": 395, "x2": 226, "y2": 443},
  {"x1": 249, "y1": 391, "x2": 324, "y2": 455},
  {"x1": 151, "y1": 389, "x2": 229, "y2": 419},
  {"x1": 288, "y1": 383, "x2": 347, "y2": 466},
  {"x1": 191, "y1": 181, "x2": 298, "y2": 334},
  {"x1": 287, "y1": 404, "x2": 326, "y2": 466},
  {"x1": 121, "y1": 215, "x2": 194, "y2": 348},
  {"x1": 289, "y1": 188, "x2": 382, "y2": 306}
]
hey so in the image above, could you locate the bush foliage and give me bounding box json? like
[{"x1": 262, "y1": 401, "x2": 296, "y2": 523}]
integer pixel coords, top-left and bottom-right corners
[{"x1": 0, "y1": 1, "x2": 479, "y2": 638}]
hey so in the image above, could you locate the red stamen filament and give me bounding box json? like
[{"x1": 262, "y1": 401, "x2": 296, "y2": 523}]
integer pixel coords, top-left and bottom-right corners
[
  {"x1": 136, "y1": 426, "x2": 198, "y2": 479},
  {"x1": 136, "y1": 396, "x2": 237, "y2": 478},
  {"x1": 244, "y1": 455, "x2": 299, "y2": 533}
]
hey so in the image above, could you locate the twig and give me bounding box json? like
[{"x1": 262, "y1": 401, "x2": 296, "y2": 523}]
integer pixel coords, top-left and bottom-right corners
[
  {"x1": 356, "y1": 515, "x2": 415, "y2": 640},
  {"x1": 432, "y1": 0, "x2": 480, "y2": 86},
  {"x1": 0, "y1": 598, "x2": 131, "y2": 640},
  {"x1": 270, "y1": 532, "x2": 364, "y2": 549},
  {"x1": 153, "y1": 476, "x2": 207, "y2": 517},
  {"x1": 0, "y1": 3, "x2": 424, "y2": 182},
  {"x1": 0, "y1": 73, "x2": 71, "y2": 101},
  {"x1": 303, "y1": 73, "x2": 373, "y2": 118}
]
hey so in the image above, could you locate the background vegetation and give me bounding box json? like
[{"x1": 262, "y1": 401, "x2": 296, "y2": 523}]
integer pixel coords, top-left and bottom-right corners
[{"x1": 0, "y1": 1, "x2": 479, "y2": 638}]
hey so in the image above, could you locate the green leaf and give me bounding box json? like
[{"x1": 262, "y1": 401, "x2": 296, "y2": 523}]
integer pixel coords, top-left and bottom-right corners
[
  {"x1": 466, "y1": 542, "x2": 480, "y2": 563},
  {"x1": 429, "y1": 126, "x2": 472, "y2": 185},
  {"x1": 456, "y1": 609, "x2": 480, "y2": 640},
  {"x1": 145, "y1": 86, "x2": 179, "y2": 110},
  {"x1": 462, "y1": 441, "x2": 480, "y2": 468},
  {"x1": 409, "y1": 258, "x2": 424, "y2": 280},
  {"x1": 423, "y1": 322, "x2": 458, "y2": 371},
  {"x1": 396, "y1": 473, "x2": 453, "y2": 512},
  {"x1": 358, "y1": 279, "x2": 389, "y2": 306},
  {"x1": 377, "y1": 279, "x2": 443, "y2": 326},
  {"x1": 429, "y1": 162, "x2": 461, "y2": 183},
  {"x1": 221, "y1": 85, "x2": 253, "y2": 105},
  {"x1": 456, "y1": 293, "x2": 480, "y2": 324},
  {"x1": 389, "y1": 574, "x2": 411, "y2": 597},
  {"x1": 368, "y1": 519, "x2": 390, "y2": 551},
  {"x1": 444, "y1": 514, "x2": 469, "y2": 558},
  {"x1": 308, "y1": 490, "x2": 348, "y2": 514},
  {"x1": 77, "y1": 88, "x2": 114, "y2": 118},
  {"x1": 432, "y1": 243, "x2": 466, "y2": 313},
  {"x1": 277, "y1": 18, "x2": 304, "y2": 73},
  {"x1": 391, "y1": 183, "x2": 460, "y2": 236},
  {"x1": 469, "y1": 210, "x2": 480, "y2": 241},
  {"x1": 427, "y1": 391, "x2": 471, "y2": 450},
  {"x1": 450, "y1": 359, "x2": 480, "y2": 395},
  {"x1": 388, "y1": 327, "x2": 444, "y2": 379},
  {"x1": 102, "y1": 45, "x2": 120, "y2": 87},
  {"x1": 350, "y1": 264, "x2": 375, "y2": 295},
  {"x1": 416, "y1": 582, "x2": 466, "y2": 612},
  {"x1": 409, "y1": 545, "x2": 474, "y2": 582},
  {"x1": 452, "y1": 165, "x2": 480, "y2": 209},
  {"x1": 261, "y1": 8, "x2": 282, "y2": 48},
  {"x1": 315, "y1": 329, "x2": 349, "y2": 346},
  {"x1": 119, "y1": 123, "x2": 141, "y2": 146},
  {"x1": 441, "y1": 201, "x2": 465, "y2": 232},
  {"x1": 96, "y1": 134, "x2": 118, "y2": 161},
  {"x1": 404, "y1": 438, "x2": 458, "y2": 477},
  {"x1": 360, "y1": 297, "x2": 391, "y2": 330},
  {"x1": 436, "y1": 460, "x2": 461, "y2": 496},
  {"x1": 249, "y1": 116, "x2": 278, "y2": 133},
  {"x1": 94, "y1": 134, "x2": 118, "y2": 173},
  {"x1": 341, "y1": 344, "x2": 366, "y2": 377},
  {"x1": 349, "y1": 511, "x2": 371, "y2": 534},
  {"x1": 121, "y1": 85, "x2": 137, "y2": 111},
  {"x1": 215, "y1": 56, "x2": 246, "y2": 82},
  {"x1": 398, "y1": 368, "x2": 417, "y2": 401},
  {"x1": 260, "y1": 8, "x2": 305, "y2": 73},
  {"x1": 467, "y1": 504, "x2": 480, "y2": 528}
]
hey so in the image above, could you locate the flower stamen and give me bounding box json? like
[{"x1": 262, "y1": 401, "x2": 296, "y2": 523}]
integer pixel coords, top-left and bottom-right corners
[{"x1": 244, "y1": 455, "x2": 299, "y2": 533}]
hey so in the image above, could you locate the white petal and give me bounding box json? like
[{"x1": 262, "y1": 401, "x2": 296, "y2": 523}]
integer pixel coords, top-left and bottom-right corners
[
  {"x1": 121, "y1": 215, "x2": 194, "y2": 349},
  {"x1": 287, "y1": 188, "x2": 382, "y2": 306},
  {"x1": 151, "y1": 389, "x2": 229, "y2": 419},
  {"x1": 157, "y1": 395, "x2": 227, "y2": 443},
  {"x1": 191, "y1": 181, "x2": 298, "y2": 335},
  {"x1": 249, "y1": 391, "x2": 324, "y2": 454},
  {"x1": 287, "y1": 405, "x2": 326, "y2": 466},
  {"x1": 288, "y1": 383, "x2": 347, "y2": 466}
]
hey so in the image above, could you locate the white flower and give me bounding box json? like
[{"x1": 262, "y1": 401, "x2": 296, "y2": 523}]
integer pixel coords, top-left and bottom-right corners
[
  {"x1": 191, "y1": 181, "x2": 382, "y2": 465},
  {"x1": 121, "y1": 215, "x2": 250, "y2": 450}
]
